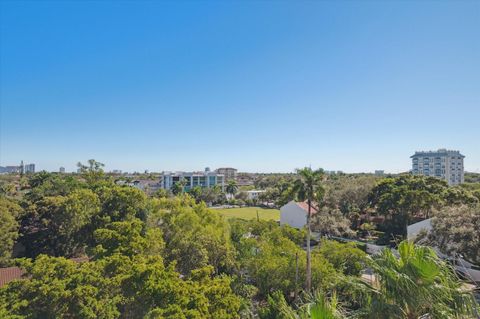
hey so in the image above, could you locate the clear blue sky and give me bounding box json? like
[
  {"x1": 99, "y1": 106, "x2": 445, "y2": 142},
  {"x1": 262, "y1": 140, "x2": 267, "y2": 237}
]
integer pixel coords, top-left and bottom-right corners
[{"x1": 1, "y1": 1, "x2": 479, "y2": 173}]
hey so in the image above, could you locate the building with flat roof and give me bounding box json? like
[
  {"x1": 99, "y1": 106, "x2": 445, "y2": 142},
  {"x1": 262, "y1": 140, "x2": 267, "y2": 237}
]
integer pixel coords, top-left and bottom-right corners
[
  {"x1": 59, "y1": 167, "x2": 66, "y2": 173},
  {"x1": 161, "y1": 168, "x2": 225, "y2": 192},
  {"x1": 411, "y1": 149, "x2": 464, "y2": 185},
  {"x1": 216, "y1": 167, "x2": 237, "y2": 182}
]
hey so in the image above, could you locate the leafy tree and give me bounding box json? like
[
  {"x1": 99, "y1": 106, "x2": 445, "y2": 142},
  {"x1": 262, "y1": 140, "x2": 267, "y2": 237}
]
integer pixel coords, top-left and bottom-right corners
[
  {"x1": 323, "y1": 175, "x2": 377, "y2": 214},
  {"x1": 236, "y1": 220, "x2": 337, "y2": 299},
  {"x1": 368, "y1": 175, "x2": 447, "y2": 240},
  {"x1": 292, "y1": 167, "x2": 325, "y2": 292},
  {"x1": 0, "y1": 255, "x2": 241, "y2": 319},
  {"x1": 198, "y1": 185, "x2": 224, "y2": 205},
  {"x1": 77, "y1": 159, "x2": 106, "y2": 184},
  {"x1": 153, "y1": 188, "x2": 170, "y2": 199},
  {"x1": 92, "y1": 218, "x2": 164, "y2": 259},
  {"x1": 95, "y1": 185, "x2": 148, "y2": 226},
  {"x1": 316, "y1": 240, "x2": 367, "y2": 276},
  {"x1": 0, "y1": 196, "x2": 21, "y2": 266},
  {"x1": 443, "y1": 187, "x2": 479, "y2": 206},
  {"x1": 188, "y1": 185, "x2": 203, "y2": 202},
  {"x1": 428, "y1": 205, "x2": 480, "y2": 264},
  {"x1": 25, "y1": 172, "x2": 84, "y2": 201},
  {"x1": 0, "y1": 255, "x2": 121, "y2": 319},
  {"x1": 149, "y1": 196, "x2": 236, "y2": 275},
  {"x1": 312, "y1": 208, "x2": 354, "y2": 238},
  {"x1": 20, "y1": 189, "x2": 100, "y2": 257}
]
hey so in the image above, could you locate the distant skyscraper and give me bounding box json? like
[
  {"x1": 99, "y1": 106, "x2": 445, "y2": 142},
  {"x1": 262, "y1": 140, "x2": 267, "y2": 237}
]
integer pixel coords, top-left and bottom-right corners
[
  {"x1": 59, "y1": 167, "x2": 66, "y2": 173},
  {"x1": 411, "y1": 149, "x2": 464, "y2": 185},
  {"x1": 24, "y1": 163, "x2": 35, "y2": 174}
]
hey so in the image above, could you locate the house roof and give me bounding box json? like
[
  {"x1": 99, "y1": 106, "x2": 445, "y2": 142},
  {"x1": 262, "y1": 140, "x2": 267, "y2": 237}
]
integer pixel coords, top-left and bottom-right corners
[
  {"x1": 0, "y1": 266, "x2": 23, "y2": 288},
  {"x1": 296, "y1": 201, "x2": 319, "y2": 214},
  {"x1": 0, "y1": 256, "x2": 89, "y2": 288}
]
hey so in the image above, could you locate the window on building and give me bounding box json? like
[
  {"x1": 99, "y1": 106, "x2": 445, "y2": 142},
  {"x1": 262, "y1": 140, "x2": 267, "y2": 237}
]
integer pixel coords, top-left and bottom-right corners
[{"x1": 209, "y1": 176, "x2": 216, "y2": 185}]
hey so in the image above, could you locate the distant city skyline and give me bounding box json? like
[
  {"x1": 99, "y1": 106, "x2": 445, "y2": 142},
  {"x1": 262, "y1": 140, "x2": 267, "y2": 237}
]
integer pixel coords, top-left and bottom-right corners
[
  {"x1": 1, "y1": 152, "x2": 479, "y2": 175},
  {"x1": 1, "y1": 1, "x2": 479, "y2": 173}
]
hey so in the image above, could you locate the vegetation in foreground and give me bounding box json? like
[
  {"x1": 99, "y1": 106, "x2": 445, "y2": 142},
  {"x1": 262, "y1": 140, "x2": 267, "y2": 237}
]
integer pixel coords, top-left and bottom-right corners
[{"x1": 0, "y1": 160, "x2": 478, "y2": 318}]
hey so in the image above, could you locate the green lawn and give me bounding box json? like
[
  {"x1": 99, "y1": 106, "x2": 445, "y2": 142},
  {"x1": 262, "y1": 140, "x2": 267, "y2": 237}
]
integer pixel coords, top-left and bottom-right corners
[{"x1": 215, "y1": 207, "x2": 280, "y2": 221}]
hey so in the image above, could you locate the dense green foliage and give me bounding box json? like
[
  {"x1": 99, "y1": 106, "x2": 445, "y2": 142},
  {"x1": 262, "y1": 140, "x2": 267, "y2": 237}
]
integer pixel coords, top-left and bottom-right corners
[
  {"x1": 0, "y1": 197, "x2": 21, "y2": 266},
  {"x1": 368, "y1": 175, "x2": 478, "y2": 242},
  {"x1": 0, "y1": 167, "x2": 478, "y2": 318},
  {"x1": 428, "y1": 204, "x2": 480, "y2": 264}
]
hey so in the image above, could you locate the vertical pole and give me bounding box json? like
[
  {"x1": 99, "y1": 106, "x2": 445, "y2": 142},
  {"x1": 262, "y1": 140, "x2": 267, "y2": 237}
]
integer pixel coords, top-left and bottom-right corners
[
  {"x1": 306, "y1": 199, "x2": 312, "y2": 292},
  {"x1": 294, "y1": 251, "x2": 299, "y2": 301}
]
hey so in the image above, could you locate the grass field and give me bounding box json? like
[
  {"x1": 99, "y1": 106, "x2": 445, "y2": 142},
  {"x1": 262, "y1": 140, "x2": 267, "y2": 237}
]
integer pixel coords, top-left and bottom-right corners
[{"x1": 215, "y1": 207, "x2": 280, "y2": 221}]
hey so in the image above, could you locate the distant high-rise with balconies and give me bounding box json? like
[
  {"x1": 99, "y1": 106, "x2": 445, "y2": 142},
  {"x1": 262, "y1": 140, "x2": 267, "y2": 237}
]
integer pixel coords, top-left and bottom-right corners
[{"x1": 411, "y1": 149, "x2": 464, "y2": 185}]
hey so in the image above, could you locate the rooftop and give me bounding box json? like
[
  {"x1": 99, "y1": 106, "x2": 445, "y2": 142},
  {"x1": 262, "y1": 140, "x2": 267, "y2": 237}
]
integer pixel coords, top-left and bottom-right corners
[{"x1": 410, "y1": 149, "x2": 464, "y2": 158}]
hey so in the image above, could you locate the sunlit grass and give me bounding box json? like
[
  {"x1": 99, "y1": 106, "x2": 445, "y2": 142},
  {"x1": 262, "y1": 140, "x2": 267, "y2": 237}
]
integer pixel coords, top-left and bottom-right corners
[{"x1": 215, "y1": 207, "x2": 280, "y2": 221}]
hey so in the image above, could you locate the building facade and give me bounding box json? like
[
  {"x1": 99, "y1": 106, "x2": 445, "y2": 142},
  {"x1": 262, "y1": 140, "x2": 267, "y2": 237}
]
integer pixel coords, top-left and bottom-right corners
[
  {"x1": 280, "y1": 201, "x2": 318, "y2": 229},
  {"x1": 411, "y1": 149, "x2": 464, "y2": 185},
  {"x1": 215, "y1": 167, "x2": 237, "y2": 182},
  {"x1": 59, "y1": 167, "x2": 66, "y2": 173},
  {"x1": 24, "y1": 164, "x2": 35, "y2": 174},
  {"x1": 246, "y1": 190, "x2": 265, "y2": 201},
  {"x1": 161, "y1": 169, "x2": 225, "y2": 191}
]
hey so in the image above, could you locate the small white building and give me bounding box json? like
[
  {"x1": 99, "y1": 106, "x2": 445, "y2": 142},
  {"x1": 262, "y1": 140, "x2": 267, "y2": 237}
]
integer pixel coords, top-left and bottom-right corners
[
  {"x1": 280, "y1": 200, "x2": 318, "y2": 229},
  {"x1": 246, "y1": 190, "x2": 265, "y2": 201}
]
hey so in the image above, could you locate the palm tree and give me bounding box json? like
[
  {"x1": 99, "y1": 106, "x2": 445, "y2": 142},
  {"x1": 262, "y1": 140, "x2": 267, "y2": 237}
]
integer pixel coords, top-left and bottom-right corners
[
  {"x1": 280, "y1": 292, "x2": 342, "y2": 319},
  {"x1": 225, "y1": 180, "x2": 238, "y2": 199},
  {"x1": 366, "y1": 241, "x2": 478, "y2": 319},
  {"x1": 292, "y1": 167, "x2": 325, "y2": 292},
  {"x1": 172, "y1": 178, "x2": 188, "y2": 195}
]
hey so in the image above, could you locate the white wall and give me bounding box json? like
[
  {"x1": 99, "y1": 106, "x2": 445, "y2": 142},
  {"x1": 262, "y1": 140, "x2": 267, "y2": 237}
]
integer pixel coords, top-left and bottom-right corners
[
  {"x1": 280, "y1": 201, "x2": 307, "y2": 229},
  {"x1": 407, "y1": 218, "x2": 432, "y2": 240}
]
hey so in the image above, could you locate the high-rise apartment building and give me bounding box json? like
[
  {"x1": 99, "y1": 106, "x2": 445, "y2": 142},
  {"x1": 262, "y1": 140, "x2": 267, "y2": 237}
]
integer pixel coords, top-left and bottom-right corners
[
  {"x1": 411, "y1": 149, "x2": 464, "y2": 185},
  {"x1": 59, "y1": 167, "x2": 66, "y2": 173}
]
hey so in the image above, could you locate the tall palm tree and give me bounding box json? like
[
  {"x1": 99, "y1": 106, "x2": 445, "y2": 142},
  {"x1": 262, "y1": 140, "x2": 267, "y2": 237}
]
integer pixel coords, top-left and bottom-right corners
[
  {"x1": 367, "y1": 241, "x2": 478, "y2": 319},
  {"x1": 225, "y1": 180, "x2": 238, "y2": 199},
  {"x1": 292, "y1": 167, "x2": 325, "y2": 292}
]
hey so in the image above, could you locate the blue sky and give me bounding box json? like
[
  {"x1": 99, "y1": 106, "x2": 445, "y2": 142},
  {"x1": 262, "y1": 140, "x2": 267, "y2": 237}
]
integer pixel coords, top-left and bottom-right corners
[{"x1": 1, "y1": 1, "x2": 479, "y2": 173}]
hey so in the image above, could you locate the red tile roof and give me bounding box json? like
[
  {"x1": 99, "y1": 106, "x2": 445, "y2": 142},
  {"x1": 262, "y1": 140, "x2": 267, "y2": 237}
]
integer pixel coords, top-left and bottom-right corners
[
  {"x1": 296, "y1": 201, "x2": 319, "y2": 214},
  {"x1": 0, "y1": 256, "x2": 90, "y2": 288},
  {"x1": 0, "y1": 267, "x2": 24, "y2": 287}
]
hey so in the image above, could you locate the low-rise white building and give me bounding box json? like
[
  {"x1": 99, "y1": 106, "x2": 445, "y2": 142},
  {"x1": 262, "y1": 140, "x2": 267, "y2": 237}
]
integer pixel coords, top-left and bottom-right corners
[
  {"x1": 161, "y1": 168, "x2": 225, "y2": 192},
  {"x1": 246, "y1": 190, "x2": 265, "y2": 201},
  {"x1": 280, "y1": 200, "x2": 318, "y2": 229}
]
